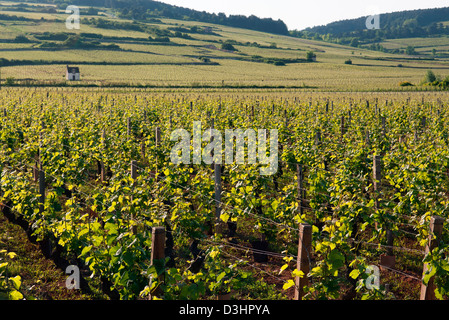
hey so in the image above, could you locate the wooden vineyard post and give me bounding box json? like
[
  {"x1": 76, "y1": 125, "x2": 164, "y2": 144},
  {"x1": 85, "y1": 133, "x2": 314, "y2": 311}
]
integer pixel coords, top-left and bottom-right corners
[
  {"x1": 284, "y1": 109, "x2": 288, "y2": 128},
  {"x1": 296, "y1": 164, "x2": 305, "y2": 215},
  {"x1": 33, "y1": 160, "x2": 39, "y2": 182},
  {"x1": 131, "y1": 160, "x2": 137, "y2": 180},
  {"x1": 295, "y1": 223, "x2": 312, "y2": 300},
  {"x1": 141, "y1": 111, "x2": 147, "y2": 158},
  {"x1": 127, "y1": 117, "x2": 131, "y2": 137},
  {"x1": 141, "y1": 137, "x2": 146, "y2": 159},
  {"x1": 373, "y1": 155, "x2": 381, "y2": 225},
  {"x1": 381, "y1": 117, "x2": 386, "y2": 138},
  {"x1": 38, "y1": 121, "x2": 45, "y2": 214},
  {"x1": 421, "y1": 116, "x2": 427, "y2": 129},
  {"x1": 100, "y1": 161, "x2": 106, "y2": 183},
  {"x1": 210, "y1": 118, "x2": 215, "y2": 170},
  {"x1": 373, "y1": 155, "x2": 395, "y2": 268},
  {"x1": 420, "y1": 216, "x2": 444, "y2": 300},
  {"x1": 365, "y1": 130, "x2": 370, "y2": 147},
  {"x1": 39, "y1": 162, "x2": 45, "y2": 214},
  {"x1": 150, "y1": 227, "x2": 165, "y2": 300},
  {"x1": 340, "y1": 116, "x2": 345, "y2": 140},
  {"x1": 214, "y1": 163, "x2": 222, "y2": 234},
  {"x1": 100, "y1": 130, "x2": 106, "y2": 183},
  {"x1": 155, "y1": 127, "x2": 161, "y2": 176},
  {"x1": 421, "y1": 116, "x2": 427, "y2": 138},
  {"x1": 155, "y1": 127, "x2": 161, "y2": 147},
  {"x1": 315, "y1": 130, "x2": 321, "y2": 146},
  {"x1": 130, "y1": 160, "x2": 138, "y2": 234},
  {"x1": 207, "y1": 111, "x2": 211, "y2": 125},
  {"x1": 373, "y1": 155, "x2": 381, "y2": 212}
]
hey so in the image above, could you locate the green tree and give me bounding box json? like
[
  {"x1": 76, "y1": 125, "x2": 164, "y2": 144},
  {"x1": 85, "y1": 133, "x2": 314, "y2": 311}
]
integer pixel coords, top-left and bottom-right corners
[
  {"x1": 425, "y1": 70, "x2": 437, "y2": 83},
  {"x1": 306, "y1": 51, "x2": 316, "y2": 62},
  {"x1": 349, "y1": 38, "x2": 359, "y2": 47},
  {"x1": 406, "y1": 46, "x2": 417, "y2": 55}
]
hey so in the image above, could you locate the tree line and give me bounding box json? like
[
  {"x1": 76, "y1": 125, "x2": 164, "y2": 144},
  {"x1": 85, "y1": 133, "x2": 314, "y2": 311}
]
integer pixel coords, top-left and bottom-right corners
[
  {"x1": 290, "y1": 7, "x2": 449, "y2": 47},
  {"x1": 19, "y1": 0, "x2": 290, "y2": 35}
]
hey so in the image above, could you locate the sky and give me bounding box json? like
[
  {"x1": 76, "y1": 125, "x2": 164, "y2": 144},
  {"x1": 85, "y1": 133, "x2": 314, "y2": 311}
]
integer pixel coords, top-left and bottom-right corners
[{"x1": 159, "y1": 0, "x2": 449, "y2": 30}]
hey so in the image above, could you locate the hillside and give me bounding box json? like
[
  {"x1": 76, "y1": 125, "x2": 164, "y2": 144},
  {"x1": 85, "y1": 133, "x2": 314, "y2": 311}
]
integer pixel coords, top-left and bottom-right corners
[
  {"x1": 0, "y1": 1, "x2": 448, "y2": 91},
  {"x1": 302, "y1": 7, "x2": 449, "y2": 36},
  {"x1": 286, "y1": 6, "x2": 449, "y2": 74},
  {"x1": 11, "y1": 0, "x2": 289, "y2": 35},
  {"x1": 298, "y1": 6, "x2": 449, "y2": 38}
]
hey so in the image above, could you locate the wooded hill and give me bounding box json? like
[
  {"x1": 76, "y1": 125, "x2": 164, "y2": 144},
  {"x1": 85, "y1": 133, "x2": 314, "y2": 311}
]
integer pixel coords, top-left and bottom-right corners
[
  {"x1": 16, "y1": 0, "x2": 290, "y2": 35},
  {"x1": 291, "y1": 7, "x2": 449, "y2": 46}
]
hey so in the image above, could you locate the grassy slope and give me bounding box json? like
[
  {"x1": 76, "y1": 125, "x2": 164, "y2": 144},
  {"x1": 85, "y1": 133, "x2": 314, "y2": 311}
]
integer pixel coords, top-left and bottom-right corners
[{"x1": 0, "y1": 3, "x2": 448, "y2": 90}]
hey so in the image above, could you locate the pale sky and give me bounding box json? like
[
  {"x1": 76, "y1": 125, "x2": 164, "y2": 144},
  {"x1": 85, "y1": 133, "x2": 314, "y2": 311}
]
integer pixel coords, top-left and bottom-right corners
[{"x1": 159, "y1": 0, "x2": 449, "y2": 30}]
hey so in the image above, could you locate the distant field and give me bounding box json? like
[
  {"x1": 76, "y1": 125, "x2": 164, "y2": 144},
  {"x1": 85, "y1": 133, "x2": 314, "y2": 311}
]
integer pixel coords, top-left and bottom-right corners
[{"x1": 0, "y1": 3, "x2": 448, "y2": 91}]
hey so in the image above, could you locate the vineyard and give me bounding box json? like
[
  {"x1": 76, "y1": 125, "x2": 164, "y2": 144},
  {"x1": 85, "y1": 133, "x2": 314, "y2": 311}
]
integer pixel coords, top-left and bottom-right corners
[{"x1": 0, "y1": 88, "x2": 448, "y2": 300}]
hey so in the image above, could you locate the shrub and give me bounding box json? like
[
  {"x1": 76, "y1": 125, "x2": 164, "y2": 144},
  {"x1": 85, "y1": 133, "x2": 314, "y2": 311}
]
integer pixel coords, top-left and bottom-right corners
[
  {"x1": 344, "y1": 59, "x2": 352, "y2": 65},
  {"x1": 440, "y1": 80, "x2": 449, "y2": 88},
  {"x1": 273, "y1": 61, "x2": 285, "y2": 66},
  {"x1": 86, "y1": 7, "x2": 98, "y2": 15},
  {"x1": 5, "y1": 77, "x2": 15, "y2": 86},
  {"x1": 154, "y1": 37, "x2": 170, "y2": 42},
  {"x1": 199, "y1": 56, "x2": 211, "y2": 63},
  {"x1": 174, "y1": 31, "x2": 192, "y2": 39},
  {"x1": 399, "y1": 81, "x2": 414, "y2": 87},
  {"x1": 34, "y1": 32, "x2": 69, "y2": 41},
  {"x1": 148, "y1": 36, "x2": 170, "y2": 42},
  {"x1": 13, "y1": 35, "x2": 31, "y2": 43},
  {"x1": 221, "y1": 43, "x2": 237, "y2": 51},
  {"x1": 306, "y1": 51, "x2": 316, "y2": 62},
  {"x1": 63, "y1": 35, "x2": 82, "y2": 48}
]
